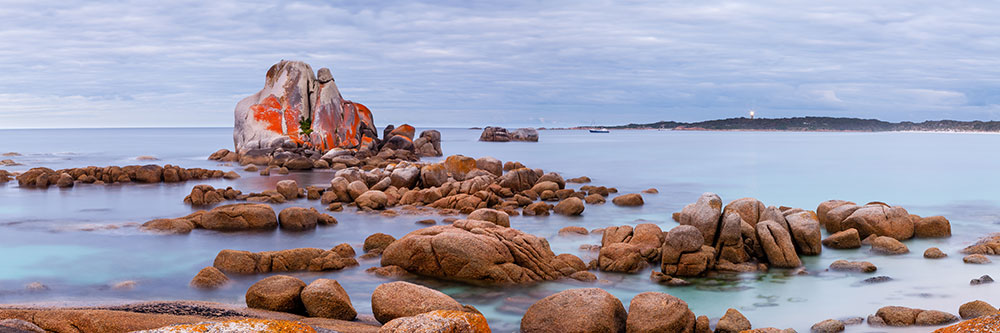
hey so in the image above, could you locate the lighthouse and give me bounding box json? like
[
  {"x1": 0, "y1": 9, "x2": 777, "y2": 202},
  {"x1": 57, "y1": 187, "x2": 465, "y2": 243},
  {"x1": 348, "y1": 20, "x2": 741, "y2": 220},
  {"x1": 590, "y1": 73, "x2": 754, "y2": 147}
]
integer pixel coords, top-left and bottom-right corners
[{"x1": 749, "y1": 109, "x2": 755, "y2": 120}]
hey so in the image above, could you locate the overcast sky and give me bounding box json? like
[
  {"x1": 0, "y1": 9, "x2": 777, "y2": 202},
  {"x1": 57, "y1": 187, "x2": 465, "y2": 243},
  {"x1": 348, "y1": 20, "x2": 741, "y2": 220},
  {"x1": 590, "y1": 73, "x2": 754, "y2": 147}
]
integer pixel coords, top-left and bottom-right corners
[{"x1": 1, "y1": 1, "x2": 999, "y2": 128}]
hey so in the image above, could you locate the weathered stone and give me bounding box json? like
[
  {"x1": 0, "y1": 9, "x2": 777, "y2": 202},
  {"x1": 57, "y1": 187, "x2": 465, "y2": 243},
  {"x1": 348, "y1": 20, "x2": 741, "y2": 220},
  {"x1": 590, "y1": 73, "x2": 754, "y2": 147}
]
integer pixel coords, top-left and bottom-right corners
[
  {"x1": 199, "y1": 204, "x2": 277, "y2": 231},
  {"x1": 380, "y1": 310, "x2": 490, "y2": 333},
  {"x1": 364, "y1": 233, "x2": 397, "y2": 253},
  {"x1": 842, "y1": 205, "x2": 914, "y2": 240},
  {"x1": 189, "y1": 266, "x2": 229, "y2": 289},
  {"x1": 275, "y1": 180, "x2": 299, "y2": 200},
  {"x1": 828, "y1": 260, "x2": 876, "y2": 273},
  {"x1": 371, "y1": 281, "x2": 463, "y2": 324},
  {"x1": 923, "y1": 247, "x2": 947, "y2": 259},
  {"x1": 466, "y1": 208, "x2": 510, "y2": 227},
  {"x1": 679, "y1": 193, "x2": 723, "y2": 245},
  {"x1": 756, "y1": 220, "x2": 801, "y2": 268},
  {"x1": 626, "y1": 292, "x2": 695, "y2": 333},
  {"x1": 245, "y1": 275, "x2": 306, "y2": 314},
  {"x1": 914, "y1": 216, "x2": 951, "y2": 238},
  {"x1": 822, "y1": 228, "x2": 861, "y2": 249},
  {"x1": 963, "y1": 254, "x2": 992, "y2": 264},
  {"x1": 554, "y1": 197, "x2": 585, "y2": 216},
  {"x1": 915, "y1": 310, "x2": 958, "y2": 326},
  {"x1": 277, "y1": 207, "x2": 318, "y2": 231},
  {"x1": 521, "y1": 288, "x2": 626, "y2": 333},
  {"x1": 785, "y1": 210, "x2": 822, "y2": 255},
  {"x1": 870, "y1": 236, "x2": 909, "y2": 255},
  {"x1": 809, "y1": 319, "x2": 844, "y2": 333},
  {"x1": 356, "y1": 190, "x2": 387, "y2": 210},
  {"x1": 959, "y1": 300, "x2": 997, "y2": 319},
  {"x1": 380, "y1": 220, "x2": 585, "y2": 285},
  {"x1": 715, "y1": 308, "x2": 751, "y2": 333},
  {"x1": 599, "y1": 243, "x2": 646, "y2": 273},
  {"x1": 301, "y1": 278, "x2": 356, "y2": 320},
  {"x1": 612, "y1": 193, "x2": 644, "y2": 207}
]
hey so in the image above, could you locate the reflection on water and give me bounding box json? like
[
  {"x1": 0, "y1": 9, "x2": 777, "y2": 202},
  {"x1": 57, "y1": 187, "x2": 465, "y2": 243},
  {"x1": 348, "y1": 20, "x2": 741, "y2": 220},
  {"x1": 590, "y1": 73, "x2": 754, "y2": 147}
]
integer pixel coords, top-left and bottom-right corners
[{"x1": 1, "y1": 128, "x2": 999, "y2": 332}]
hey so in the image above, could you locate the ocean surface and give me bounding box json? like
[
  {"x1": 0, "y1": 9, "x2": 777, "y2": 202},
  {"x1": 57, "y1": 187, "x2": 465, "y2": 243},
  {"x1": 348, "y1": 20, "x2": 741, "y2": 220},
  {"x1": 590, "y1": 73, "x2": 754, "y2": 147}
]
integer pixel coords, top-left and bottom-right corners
[{"x1": 0, "y1": 127, "x2": 998, "y2": 332}]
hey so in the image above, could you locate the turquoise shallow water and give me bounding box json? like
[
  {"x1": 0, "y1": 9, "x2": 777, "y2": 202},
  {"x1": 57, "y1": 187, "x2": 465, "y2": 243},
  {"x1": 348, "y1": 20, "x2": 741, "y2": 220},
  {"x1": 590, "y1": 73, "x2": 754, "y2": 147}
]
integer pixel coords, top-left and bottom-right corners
[{"x1": 0, "y1": 128, "x2": 998, "y2": 332}]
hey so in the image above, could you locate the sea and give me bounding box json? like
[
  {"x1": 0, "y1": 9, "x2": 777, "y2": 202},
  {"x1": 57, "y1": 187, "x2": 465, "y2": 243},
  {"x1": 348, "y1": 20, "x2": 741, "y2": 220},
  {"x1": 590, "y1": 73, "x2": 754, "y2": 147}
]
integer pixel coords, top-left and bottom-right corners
[{"x1": 0, "y1": 127, "x2": 998, "y2": 332}]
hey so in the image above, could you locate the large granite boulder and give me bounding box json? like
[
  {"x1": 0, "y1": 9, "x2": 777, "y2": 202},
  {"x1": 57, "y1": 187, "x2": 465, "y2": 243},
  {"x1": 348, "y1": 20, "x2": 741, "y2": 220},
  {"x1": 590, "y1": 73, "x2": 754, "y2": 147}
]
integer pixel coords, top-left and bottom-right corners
[
  {"x1": 479, "y1": 126, "x2": 511, "y2": 142},
  {"x1": 301, "y1": 278, "x2": 356, "y2": 320},
  {"x1": 626, "y1": 292, "x2": 696, "y2": 332},
  {"x1": 723, "y1": 198, "x2": 765, "y2": 225},
  {"x1": 245, "y1": 275, "x2": 306, "y2": 314},
  {"x1": 679, "y1": 193, "x2": 723, "y2": 245},
  {"x1": 521, "y1": 288, "x2": 626, "y2": 333},
  {"x1": 841, "y1": 204, "x2": 915, "y2": 240},
  {"x1": 233, "y1": 61, "x2": 377, "y2": 154},
  {"x1": 413, "y1": 130, "x2": 443, "y2": 157},
  {"x1": 785, "y1": 210, "x2": 822, "y2": 255},
  {"x1": 198, "y1": 203, "x2": 278, "y2": 231},
  {"x1": 380, "y1": 220, "x2": 586, "y2": 285},
  {"x1": 756, "y1": 220, "x2": 801, "y2": 268}
]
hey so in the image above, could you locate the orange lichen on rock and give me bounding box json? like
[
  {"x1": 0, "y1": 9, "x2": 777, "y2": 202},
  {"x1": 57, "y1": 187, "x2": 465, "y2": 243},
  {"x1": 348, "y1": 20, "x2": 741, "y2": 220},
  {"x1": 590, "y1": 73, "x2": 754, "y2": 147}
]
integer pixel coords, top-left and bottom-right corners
[
  {"x1": 142, "y1": 318, "x2": 316, "y2": 333},
  {"x1": 427, "y1": 310, "x2": 491, "y2": 332},
  {"x1": 251, "y1": 95, "x2": 285, "y2": 134},
  {"x1": 934, "y1": 313, "x2": 1000, "y2": 333}
]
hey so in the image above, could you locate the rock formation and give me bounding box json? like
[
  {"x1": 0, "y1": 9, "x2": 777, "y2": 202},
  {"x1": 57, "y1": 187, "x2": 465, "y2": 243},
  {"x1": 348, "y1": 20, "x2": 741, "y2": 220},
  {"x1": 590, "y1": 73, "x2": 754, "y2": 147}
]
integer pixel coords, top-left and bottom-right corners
[
  {"x1": 479, "y1": 126, "x2": 539, "y2": 142},
  {"x1": 379, "y1": 220, "x2": 587, "y2": 285},
  {"x1": 234, "y1": 60, "x2": 378, "y2": 154}
]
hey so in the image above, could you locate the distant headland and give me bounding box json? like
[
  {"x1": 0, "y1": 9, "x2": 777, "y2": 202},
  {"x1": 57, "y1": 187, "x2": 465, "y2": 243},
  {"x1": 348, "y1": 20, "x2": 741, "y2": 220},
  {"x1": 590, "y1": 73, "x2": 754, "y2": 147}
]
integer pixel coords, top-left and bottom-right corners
[{"x1": 573, "y1": 116, "x2": 1000, "y2": 132}]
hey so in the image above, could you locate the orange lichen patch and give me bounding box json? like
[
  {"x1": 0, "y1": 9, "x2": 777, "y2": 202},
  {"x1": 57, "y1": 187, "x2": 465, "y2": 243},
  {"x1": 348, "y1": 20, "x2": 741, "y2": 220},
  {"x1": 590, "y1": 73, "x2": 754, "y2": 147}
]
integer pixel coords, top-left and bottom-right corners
[
  {"x1": 355, "y1": 102, "x2": 375, "y2": 130},
  {"x1": 147, "y1": 318, "x2": 316, "y2": 333},
  {"x1": 426, "y1": 310, "x2": 491, "y2": 332},
  {"x1": 251, "y1": 95, "x2": 284, "y2": 134},
  {"x1": 934, "y1": 313, "x2": 1000, "y2": 332},
  {"x1": 444, "y1": 155, "x2": 477, "y2": 176}
]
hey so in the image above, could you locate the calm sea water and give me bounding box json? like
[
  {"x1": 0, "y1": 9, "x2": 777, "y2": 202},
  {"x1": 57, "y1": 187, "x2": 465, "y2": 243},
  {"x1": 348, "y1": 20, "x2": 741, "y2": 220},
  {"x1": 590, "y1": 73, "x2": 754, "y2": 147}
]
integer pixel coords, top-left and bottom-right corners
[{"x1": 0, "y1": 127, "x2": 998, "y2": 332}]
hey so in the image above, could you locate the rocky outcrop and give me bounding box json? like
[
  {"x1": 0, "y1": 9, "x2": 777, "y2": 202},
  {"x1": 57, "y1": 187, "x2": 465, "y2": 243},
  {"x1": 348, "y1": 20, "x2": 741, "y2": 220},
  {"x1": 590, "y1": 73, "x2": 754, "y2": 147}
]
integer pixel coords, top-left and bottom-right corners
[
  {"x1": 785, "y1": 210, "x2": 822, "y2": 255},
  {"x1": 822, "y1": 228, "x2": 861, "y2": 249},
  {"x1": 873, "y1": 306, "x2": 958, "y2": 327},
  {"x1": 521, "y1": 288, "x2": 626, "y2": 333},
  {"x1": 841, "y1": 204, "x2": 915, "y2": 240},
  {"x1": 199, "y1": 203, "x2": 278, "y2": 231},
  {"x1": 479, "y1": 126, "x2": 539, "y2": 142},
  {"x1": 413, "y1": 130, "x2": 443, "y2": 157},
  {"x1": 370, "y1": 281, "x2": 464, "y2": 324},
  {"x1": 716, "y1": 308, "x2": 752, "y2": 333},
  {"x1": 756, "y1": 220, "x2": 801, "y2": 268},
  {"x1": 959, "y1": 300, "x2": 997, "y2": 319},
  {"x1": 213, "y1": 245, "x2": 358, "y2": 274},
  {"x1": 379, "y1": 220, "x2": 586, "y2": 285},
  {"x1": 661, "y1": 225, "x2": 716, "y2": 277},
  {"x1": 233, "y1": 60, "x2": 377, "y2": 154}
]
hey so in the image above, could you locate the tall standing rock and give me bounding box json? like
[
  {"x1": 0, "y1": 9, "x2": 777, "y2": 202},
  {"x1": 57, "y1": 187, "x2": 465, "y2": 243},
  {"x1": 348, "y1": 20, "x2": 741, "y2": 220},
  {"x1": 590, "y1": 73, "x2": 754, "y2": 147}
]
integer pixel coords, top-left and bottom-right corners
[
  {"x1": 234, "y1": 61, "x2": 378, "y2": 154},
  {"x1": 679, "y1": 193, "x2": 723, "y2": 245}
]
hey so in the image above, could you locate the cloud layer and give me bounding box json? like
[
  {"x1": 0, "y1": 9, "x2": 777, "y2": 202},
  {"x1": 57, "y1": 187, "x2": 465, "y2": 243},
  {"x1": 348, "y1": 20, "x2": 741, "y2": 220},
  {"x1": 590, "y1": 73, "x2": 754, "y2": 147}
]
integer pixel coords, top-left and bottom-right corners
[{"x1": 1, "y1": 0, "x2": 999, "y2": 128}]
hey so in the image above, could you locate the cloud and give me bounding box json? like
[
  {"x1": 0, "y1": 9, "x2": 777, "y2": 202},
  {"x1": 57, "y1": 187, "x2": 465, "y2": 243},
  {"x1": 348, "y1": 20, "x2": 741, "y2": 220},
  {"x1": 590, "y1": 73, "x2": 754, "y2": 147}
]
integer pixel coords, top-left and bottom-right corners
[{"x1": 0, "y1": 0, "x2": 999, "y2": 128}]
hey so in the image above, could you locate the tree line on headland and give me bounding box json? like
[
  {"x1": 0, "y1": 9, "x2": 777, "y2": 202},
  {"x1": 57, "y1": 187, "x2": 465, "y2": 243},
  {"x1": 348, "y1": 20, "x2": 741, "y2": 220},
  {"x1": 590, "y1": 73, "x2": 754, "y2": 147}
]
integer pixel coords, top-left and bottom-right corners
[{"x1": 601, "y1": 117, "x2": 1000, "y2": 132}]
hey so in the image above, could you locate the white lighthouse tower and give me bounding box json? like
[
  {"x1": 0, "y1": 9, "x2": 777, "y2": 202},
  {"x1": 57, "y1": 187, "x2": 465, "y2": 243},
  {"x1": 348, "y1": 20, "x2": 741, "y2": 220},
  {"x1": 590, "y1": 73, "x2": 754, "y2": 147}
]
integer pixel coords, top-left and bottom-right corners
[{"x1": 749, "y1": 109, "x2": 755, "y2": 120}]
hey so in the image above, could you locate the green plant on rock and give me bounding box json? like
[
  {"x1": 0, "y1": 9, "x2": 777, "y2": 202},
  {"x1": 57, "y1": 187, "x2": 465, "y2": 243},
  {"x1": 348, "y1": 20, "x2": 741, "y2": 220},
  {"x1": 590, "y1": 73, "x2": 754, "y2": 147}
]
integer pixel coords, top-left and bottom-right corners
[{"x1": 299, "y1": 116, "x2": 313, "y2": 136}]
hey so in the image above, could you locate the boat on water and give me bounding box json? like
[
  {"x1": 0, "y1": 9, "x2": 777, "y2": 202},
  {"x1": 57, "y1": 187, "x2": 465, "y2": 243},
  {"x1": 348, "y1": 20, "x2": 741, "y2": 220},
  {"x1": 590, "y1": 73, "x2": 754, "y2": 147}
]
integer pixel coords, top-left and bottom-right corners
[{"x1": 589, "y1": 128, "x2": 610, "y2": 133}]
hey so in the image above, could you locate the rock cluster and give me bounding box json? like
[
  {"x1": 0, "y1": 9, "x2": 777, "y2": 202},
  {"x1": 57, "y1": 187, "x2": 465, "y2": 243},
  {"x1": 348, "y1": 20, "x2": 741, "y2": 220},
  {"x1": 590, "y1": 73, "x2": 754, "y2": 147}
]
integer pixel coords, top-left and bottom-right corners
[
  {"x1": 243, "y1": 275, "x2": 356, "y2": 321},
  {"x1": 479, "y1": 126, "x2": 539, "y2": 142},
  {"x1": 379, "y1": 220, "x2": 588, "y2": 285},
  {"x1": 15, "y1": 165, "x2": 224, "y2": 188},
  {"x1": 213, "y1": 244, "x2": 358, "y2": 274},
  {"x1": 870, "y1": 305, "x2": 959, "y2": 327},
  {"x1": 962, "y1": 233, "x2": 1000, "y2": 255},
  {"x1": 816, "y1": 200, "x2": 951, "y2": 240},
  {"x1": 141, "y1": 204, "x2": 336, "y2": 234},
  {"x1": 598, "y1": 224, "x2": 664, "y2": 273}
]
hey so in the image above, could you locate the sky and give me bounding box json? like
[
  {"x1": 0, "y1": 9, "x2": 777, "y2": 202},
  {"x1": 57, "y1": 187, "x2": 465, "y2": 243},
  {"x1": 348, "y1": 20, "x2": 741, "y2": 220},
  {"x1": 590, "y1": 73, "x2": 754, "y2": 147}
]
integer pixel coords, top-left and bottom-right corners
[{"x1": 1, "y1": 0, "x2": 999, "y2": 128}]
